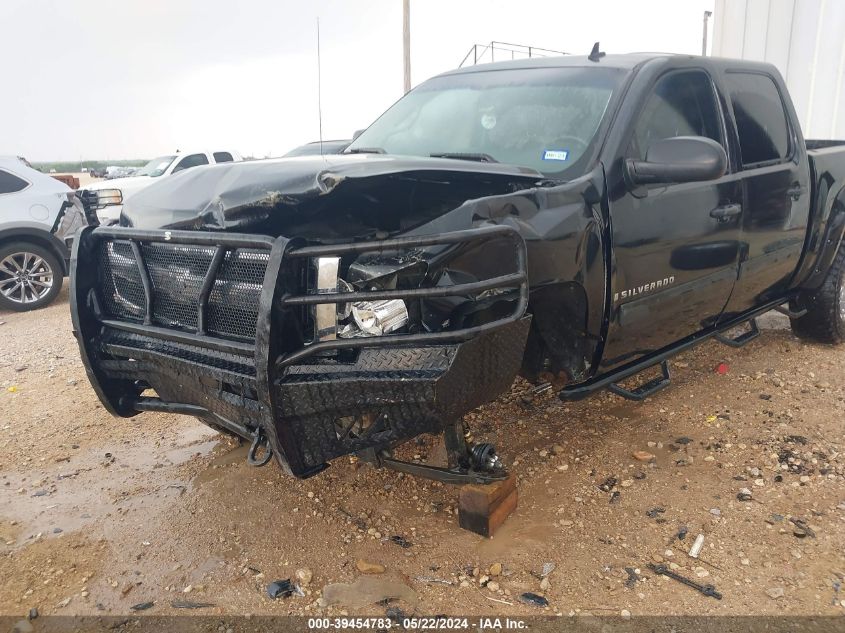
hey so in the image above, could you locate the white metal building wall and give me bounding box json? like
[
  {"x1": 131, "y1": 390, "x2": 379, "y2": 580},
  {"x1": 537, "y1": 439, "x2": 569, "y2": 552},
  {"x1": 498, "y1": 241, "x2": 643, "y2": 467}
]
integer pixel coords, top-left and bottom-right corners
[{"x1": 711, "y1": 0, "x2": 845, "y2": 140}]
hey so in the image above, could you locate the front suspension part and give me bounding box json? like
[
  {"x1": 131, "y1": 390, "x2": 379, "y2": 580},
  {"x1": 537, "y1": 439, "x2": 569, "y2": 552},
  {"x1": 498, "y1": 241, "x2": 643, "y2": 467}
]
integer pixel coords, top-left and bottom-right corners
[{"x1": 368, "y1": 419, "x2": 507, "y2": 485}]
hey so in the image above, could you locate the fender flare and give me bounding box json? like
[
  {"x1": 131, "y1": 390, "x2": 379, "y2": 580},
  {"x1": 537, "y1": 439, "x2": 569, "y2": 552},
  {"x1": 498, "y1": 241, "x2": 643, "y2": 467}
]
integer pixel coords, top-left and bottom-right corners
[{"x1": 801, "y1": 184, "x2": 845, "y2": 290}]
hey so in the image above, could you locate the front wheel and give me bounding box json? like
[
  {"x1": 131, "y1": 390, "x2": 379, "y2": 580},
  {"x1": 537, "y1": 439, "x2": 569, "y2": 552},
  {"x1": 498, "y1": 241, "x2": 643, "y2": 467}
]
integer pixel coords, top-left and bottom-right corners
[
  {"x1": 790, "y1": 246, "x2": 845, "y2": 344},
  {"x1": 0, "y1": 242, "x2": 64, "y2": 312}
]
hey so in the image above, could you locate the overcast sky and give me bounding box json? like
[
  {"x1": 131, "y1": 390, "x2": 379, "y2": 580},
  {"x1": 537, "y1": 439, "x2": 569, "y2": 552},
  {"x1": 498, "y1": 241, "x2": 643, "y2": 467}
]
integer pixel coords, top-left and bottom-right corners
[{"x1": 2, "y1": 0, "x2": 714, "y2": 161}]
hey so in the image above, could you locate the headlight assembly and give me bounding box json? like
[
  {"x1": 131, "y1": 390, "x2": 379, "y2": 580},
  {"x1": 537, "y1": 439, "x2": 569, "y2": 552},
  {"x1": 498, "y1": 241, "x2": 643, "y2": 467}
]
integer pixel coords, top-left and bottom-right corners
[
  {"x1": 313, "y1": 256, "x2": 412, "y2": 340},
  {"x1": 349, "y1": 299, "x2": 409, "y2": 336},
  {"x1": 95, "y1": 189, "x2": 123, "y2": 209}
]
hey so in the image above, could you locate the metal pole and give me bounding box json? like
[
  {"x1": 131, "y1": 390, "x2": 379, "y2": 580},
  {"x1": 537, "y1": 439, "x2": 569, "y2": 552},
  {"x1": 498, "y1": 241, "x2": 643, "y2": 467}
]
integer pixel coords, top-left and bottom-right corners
[
  {"x1": 403, "y1": 0, "x2": 411, "y2": 93},
  {"x1": 702, "y1": 10, "x2": 712, "y2": 56}
]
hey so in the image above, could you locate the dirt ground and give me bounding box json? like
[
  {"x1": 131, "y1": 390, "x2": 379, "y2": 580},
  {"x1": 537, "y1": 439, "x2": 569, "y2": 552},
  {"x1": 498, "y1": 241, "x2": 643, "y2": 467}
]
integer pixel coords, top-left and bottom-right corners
[{"x1": 1, "y1": 287, "x2": 844, "y2": 619}]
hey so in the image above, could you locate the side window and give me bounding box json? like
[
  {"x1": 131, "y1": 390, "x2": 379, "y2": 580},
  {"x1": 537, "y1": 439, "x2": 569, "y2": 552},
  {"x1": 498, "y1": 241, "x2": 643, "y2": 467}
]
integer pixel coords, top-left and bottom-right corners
[
  {"x1": 172, "y1": 153, "x2": 209, "y2": 173},
  {"x1": 724, "y1": 72, "x2": 790, "y2": 167},
  {"x1": 213, "y1": 151, "x2": 233, "y2": 163},
  {"x1": 0, "y1": 169, "x2": 30, "y2": 194},
  {"x1": 632, "y1": 71, "x2": 722, "y2": 159}
]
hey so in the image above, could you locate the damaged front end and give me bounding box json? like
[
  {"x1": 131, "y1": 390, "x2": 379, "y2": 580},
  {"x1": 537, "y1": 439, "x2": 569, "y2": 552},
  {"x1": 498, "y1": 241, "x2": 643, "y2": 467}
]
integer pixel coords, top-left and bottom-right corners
[{"x1": 71, "y1": 220, "x2": 530, "y2": 479}]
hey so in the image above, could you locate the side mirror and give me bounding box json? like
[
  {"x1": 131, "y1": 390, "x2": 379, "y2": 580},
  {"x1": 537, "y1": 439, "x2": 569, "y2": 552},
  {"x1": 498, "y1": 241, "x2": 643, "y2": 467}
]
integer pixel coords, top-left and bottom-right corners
[
  {"x1": 352, "y1": 129, "x2": 365, "y2": 140},
  {"x1": 625, "y1": 136, "x2": 727, "y2": 186}
]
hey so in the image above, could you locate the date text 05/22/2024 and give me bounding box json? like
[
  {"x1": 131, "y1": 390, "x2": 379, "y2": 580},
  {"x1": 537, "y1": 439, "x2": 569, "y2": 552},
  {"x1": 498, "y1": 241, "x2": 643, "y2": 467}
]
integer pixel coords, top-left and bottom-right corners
[{"x1": 306, "y1": 617, "x2": 528, "y2": 630}]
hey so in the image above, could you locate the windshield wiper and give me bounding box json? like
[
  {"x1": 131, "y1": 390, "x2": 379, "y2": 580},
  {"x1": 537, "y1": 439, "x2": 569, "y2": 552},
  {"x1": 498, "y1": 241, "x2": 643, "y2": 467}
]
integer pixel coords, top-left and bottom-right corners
[
  {"x1": 346, "y1": 147, "x2": 386, "y2": 154},
  {"x1": 430, "y1": 152, "x2": 498, "y2": 163}
]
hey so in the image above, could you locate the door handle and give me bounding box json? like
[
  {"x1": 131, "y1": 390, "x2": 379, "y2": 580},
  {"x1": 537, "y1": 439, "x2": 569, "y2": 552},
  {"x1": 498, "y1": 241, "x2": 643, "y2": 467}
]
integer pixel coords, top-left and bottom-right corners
[
  {"x1": 710, "y1": 204, "x2": 742, "y2": 222},
  {"x1": 787, "y1": 184, "x2": 804, "y2": 200}
]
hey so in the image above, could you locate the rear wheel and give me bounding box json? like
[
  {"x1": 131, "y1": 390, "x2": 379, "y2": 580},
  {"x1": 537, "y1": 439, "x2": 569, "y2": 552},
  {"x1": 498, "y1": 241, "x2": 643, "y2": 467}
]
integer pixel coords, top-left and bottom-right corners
[
  {"x1": 790, "y1": 246, "x2": 845, "y2": 344},
  {"x1": 0, "y1": 242, "x2": 63, "y2": 312}
]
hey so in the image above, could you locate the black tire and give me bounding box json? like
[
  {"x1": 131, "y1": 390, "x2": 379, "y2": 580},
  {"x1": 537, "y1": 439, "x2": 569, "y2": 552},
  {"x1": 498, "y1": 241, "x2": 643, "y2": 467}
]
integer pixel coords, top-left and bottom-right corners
[
  {"x1": 0, "y1": 241, "x2": 64, "y2": 312},
  {"x1": 790, "y1": 246, "x2": 845, "y2": 344}
]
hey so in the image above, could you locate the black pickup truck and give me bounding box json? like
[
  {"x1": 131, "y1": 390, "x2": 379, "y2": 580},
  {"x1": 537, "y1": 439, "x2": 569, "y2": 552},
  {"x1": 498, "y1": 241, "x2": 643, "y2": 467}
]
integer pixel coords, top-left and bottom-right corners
[{"x1": 71, "y1": 51, "x2": 845, "y2": 484}]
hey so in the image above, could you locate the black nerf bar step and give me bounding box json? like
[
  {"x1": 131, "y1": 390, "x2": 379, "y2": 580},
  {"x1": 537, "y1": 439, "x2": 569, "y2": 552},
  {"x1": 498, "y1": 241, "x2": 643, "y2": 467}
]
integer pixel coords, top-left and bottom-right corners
[
  {"x1": 559, "y1": 297, "x2": 800, "y2": 404},
  {"x1": 774, "y1": 303, "x2": 808, "y2": 319},
  {"x1": 607, "y1": 360, "x2": 671, "y2": 402},
  {"x1": 714, "y1": 318, "x2": 760, "y2": 348}
]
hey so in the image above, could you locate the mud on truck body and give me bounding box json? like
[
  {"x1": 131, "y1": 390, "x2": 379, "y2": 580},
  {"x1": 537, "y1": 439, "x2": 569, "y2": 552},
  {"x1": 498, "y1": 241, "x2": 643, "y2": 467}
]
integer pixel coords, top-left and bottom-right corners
[{"x1": 71, "y1": 52, "x2": 845, "y2": 483}]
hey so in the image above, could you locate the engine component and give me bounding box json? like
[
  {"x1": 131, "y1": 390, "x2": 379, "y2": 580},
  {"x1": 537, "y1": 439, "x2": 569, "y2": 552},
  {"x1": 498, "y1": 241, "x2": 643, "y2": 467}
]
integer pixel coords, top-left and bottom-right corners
[{"x1": 469, "y1": 442, "x2": 501, "y2": 471}]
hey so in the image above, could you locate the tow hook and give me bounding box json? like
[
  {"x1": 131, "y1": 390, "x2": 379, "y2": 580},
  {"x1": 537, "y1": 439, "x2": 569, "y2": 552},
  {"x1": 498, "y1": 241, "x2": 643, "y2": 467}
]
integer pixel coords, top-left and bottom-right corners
[{"x1": 246, "y1": 426, "x2": 273, "y2": 467}]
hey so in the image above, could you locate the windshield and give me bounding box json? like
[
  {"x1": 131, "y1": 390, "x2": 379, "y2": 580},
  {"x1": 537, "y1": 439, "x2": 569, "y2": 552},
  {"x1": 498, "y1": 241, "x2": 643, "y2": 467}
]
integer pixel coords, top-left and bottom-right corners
[
  {"x1": 135, "y1": 155, "x2": 177, "y2": 177},
  {"x1": 346, "y1": 67, "x2": 624, "y2": 177}
]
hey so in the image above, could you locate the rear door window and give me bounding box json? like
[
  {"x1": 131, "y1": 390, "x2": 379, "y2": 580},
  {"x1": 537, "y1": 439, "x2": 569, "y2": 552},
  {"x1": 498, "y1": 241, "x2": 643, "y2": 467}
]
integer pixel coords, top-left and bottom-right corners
[
  {"x1": 0, "y1": 169, "x2": 30, "y2": 194},
  {"x1": 724, "y1": 72, "x2": 790, "y2": 167},
  {"x1": 213, "y1": 152, "x2": 233, "y2": 163},
  {"x1": 172, "y1": 153, "x2": 209, "y2": 173},
  {"x1": 632, "y1": 70, "x2": 723, "y2": 159}
]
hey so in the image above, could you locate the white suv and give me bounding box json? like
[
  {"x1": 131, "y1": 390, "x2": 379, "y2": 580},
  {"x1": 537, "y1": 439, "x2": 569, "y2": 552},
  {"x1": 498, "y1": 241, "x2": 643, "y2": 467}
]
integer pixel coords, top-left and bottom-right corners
[
  {"x1": 82, "y1": 150, "x2": 242, "y2": 225},
  {"x1": 0, "y1": 156, "x2": 88, "y2": 311}
]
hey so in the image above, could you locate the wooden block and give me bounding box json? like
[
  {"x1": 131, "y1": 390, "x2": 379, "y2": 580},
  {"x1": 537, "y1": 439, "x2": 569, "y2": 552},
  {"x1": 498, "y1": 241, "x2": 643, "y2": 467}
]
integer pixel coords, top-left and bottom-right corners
[{"x1": 458, "y1": 474, "x2": 517, "y2": 537}]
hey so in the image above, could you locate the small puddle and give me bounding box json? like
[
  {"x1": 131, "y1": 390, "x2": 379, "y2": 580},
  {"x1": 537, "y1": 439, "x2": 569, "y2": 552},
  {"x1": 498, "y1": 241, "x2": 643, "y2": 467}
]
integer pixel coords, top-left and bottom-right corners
[
  {"x1": 193, "y1": 443, "x2": 249, "y2": 487},
  {"x1": 322, "y1": 575, "x2": 418, "y2": 609},
  {"x1": 476, "y1": 518, "x2": 555, "y2": 558},
  {"x1": 0, "y1": 424, "x2": 220, "y2": 548}
]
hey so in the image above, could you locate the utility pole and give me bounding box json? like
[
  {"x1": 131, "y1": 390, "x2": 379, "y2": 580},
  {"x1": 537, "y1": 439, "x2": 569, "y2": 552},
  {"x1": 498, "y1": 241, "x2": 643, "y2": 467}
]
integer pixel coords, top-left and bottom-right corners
[
  {"x1": 403, "y1": 0, "x2": 411, "y2": 93},
  {"x1": 702, "y1": 10, "x2": 713, "y2": 56}
]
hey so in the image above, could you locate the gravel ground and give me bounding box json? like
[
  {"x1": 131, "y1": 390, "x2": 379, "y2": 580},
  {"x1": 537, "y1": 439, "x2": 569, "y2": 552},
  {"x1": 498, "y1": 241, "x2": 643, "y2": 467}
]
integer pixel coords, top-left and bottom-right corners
[{"x1": 1, "y1": 287, "x2": 844, "y2": 618}]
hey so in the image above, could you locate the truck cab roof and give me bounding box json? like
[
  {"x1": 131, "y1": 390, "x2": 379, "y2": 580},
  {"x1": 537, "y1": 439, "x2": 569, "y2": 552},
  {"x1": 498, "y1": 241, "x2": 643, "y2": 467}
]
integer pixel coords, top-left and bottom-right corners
[{"x1": 441, "y1": 52, "x2": 782, "y2": 77}]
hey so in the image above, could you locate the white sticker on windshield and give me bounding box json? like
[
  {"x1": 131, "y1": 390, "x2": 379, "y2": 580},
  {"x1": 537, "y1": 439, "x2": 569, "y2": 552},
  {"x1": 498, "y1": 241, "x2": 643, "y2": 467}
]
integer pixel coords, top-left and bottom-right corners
[
  {"x1": 543, "y1": 149, "x2": 569, "y2": 161},
  {"x1": 481, "y1": 113, "x2": 497, "y2": 130}
]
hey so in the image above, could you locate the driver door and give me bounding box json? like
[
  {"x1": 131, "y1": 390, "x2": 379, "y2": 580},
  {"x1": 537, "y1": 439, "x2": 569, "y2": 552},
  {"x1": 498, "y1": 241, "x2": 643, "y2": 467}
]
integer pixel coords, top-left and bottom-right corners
[{"x1": 601, "y1": 69, "x2": 743, "y2": 369}]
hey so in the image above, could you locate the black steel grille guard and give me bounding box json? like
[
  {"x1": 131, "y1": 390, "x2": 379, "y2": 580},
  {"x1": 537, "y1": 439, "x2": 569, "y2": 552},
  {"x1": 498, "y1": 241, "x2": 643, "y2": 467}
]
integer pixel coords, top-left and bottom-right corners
[
  {"x1": 73, "y1": 224, "x2": 527, "y2": 361},
  {"x1": 71, "y1": 224, "x2": 529, "y2": 443}
]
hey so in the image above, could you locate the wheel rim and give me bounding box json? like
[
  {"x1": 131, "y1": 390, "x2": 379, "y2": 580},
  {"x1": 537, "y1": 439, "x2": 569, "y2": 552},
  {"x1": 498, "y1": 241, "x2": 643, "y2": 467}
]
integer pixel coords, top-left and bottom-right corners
[{"x1": 0, "y1": 252, "x2": 54, "y2": 304}]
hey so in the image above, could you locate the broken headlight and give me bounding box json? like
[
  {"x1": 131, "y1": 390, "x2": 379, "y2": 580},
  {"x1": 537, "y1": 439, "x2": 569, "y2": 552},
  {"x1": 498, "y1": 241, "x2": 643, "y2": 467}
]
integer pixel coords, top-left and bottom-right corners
[
  {"x1": 313, "y1": 255, "x2": 421, "y2": 340},
  {"x1": 346, "y1": 298, "x2": 409, "y2": 337}
]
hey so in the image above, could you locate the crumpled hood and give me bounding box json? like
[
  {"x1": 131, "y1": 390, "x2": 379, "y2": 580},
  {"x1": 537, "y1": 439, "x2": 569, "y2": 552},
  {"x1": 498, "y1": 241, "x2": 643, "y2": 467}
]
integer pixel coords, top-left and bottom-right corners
[{"x1": 120, "y1": 154, "x2": 543, "y2": 239}]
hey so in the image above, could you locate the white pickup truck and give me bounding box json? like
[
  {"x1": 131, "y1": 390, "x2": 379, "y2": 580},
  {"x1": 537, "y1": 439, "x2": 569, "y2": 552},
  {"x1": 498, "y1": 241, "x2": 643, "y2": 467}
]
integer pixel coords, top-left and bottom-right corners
[{"x1": 82, "y1": 150, "x2": 242, "y2": 225}]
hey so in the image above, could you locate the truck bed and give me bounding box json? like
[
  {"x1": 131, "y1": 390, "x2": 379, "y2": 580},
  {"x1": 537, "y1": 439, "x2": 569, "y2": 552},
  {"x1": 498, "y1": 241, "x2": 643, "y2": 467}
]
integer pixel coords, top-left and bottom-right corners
[
  {"x1": 797, "y1": 140, "x2": 845, "y2": 290},
  {"x1": 806, "y1": 139, "x2": 845, "y2": 150},
  {"x1": 806, "y1": 140, "x2": 845, "y2": 205}
]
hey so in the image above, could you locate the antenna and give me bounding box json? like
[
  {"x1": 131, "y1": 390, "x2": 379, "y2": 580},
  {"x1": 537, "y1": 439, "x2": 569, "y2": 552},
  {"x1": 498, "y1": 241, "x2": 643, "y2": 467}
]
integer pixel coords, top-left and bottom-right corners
[{"x1": 317, "y1": 18, "x2": 324, "y2": 156}]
